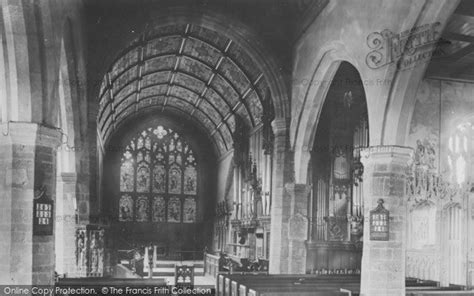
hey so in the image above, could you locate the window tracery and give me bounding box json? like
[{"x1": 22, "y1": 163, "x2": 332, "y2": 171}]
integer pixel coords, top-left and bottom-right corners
[{"x1": 119, "y1": 125, "x2": 198, "y2": 223}]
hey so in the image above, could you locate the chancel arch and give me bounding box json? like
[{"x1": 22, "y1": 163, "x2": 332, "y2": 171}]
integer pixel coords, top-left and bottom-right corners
[
  {"x1": 103, "y1": 113, "x2": 217, "y2": 260},
  {"x1": 306, "y1": 62, "x2": 368, "y2": 274}
]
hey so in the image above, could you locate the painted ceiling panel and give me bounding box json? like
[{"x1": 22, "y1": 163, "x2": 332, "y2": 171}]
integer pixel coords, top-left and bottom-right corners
[
  {"x1": 166, "y1": 96, "x2": 191, "y2": 111},
  {"x1": 183, "y1": 38, "x2": 221, "y2": 66},
  {"x1": 110, "y1": 48, "x2": 140, "y2": 79},
  {"x1": 219, "y1": 58, "x2": 250, "y2": 94},
  {"x1": 219, "y1": 124, "x2": 233, "y2": 149},
  {"x1": 246, "y1": 90, "x2": 263, "y2": 125},
  {"x1": 140, "y1": 85, "x2": 168, "y2": 98},
  {"x1": 141, "y1": 71, "x2": 171, "y2": 88},
  {"x1": 199, "y1": 99, "x2": 222, "y2": 125},
  {"x1": 204, "y1": 88, "x2": 231, "y2": 115},
  {"x1": 98, "y1": 23, "x2": 268, "y2": 155},
  {"x1": 179, "y1": 56, "x2": 213, "y2": 82},
  {"x1": 210, "y1": 75, "x2": 240, "y2": 107},
  {"x1": 115, "y1": 94, "x2": 136, "y2": 115},
  {"x1": 174, "y1": 73, "x2": 206, "y2": 94},
  {"x1": 226, "y1": 115, "x2": 236, "y2": 133},
  {"x1": 112, "y1": 66, "x2": 138, "y2": 94},
  {"x1": 143, "y1": 56, "x2": 176, "y2": 73},
  {"x1": 138, "y1": 96, "x2": 165, "y2": 109},
  {"x1": 115, "y1": 83, "x2": 137, "y2": 103},
  {"x1": 116, "y1": 104, "x2": 135, "y2": 123},
  {"x1": 169, "y1": 86, "x2": 200, "y2": 105},
  {"x1": 193, "y1": 108, "x2": 216, "y2": 132}
]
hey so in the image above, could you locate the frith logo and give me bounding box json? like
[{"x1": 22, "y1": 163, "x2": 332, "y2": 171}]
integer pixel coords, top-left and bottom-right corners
[{"x1": 366, "y1": 22, "x2": 446, "y2": 70}]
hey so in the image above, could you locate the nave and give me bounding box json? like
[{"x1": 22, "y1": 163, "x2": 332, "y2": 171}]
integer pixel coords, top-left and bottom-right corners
[{"x1": 2, "y1": 0, "x2": 474, "y2": 295}]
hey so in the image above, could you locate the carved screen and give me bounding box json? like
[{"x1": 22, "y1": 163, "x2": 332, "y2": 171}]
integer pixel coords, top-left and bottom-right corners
[
  {"x1": 409, "y1": 203, "x2": 436, "y2": 249},
  {"x1": 119, "y1": 125, "x2": 198, "y2": 223}
]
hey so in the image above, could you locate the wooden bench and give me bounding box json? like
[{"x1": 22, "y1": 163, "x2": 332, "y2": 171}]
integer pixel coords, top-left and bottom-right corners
[
  {"x1": 217, "y1": 273, "x2": 360, "y2": 296},
  {"x1": 57, "y1": 277, "x2": 167, "y2": 287}
]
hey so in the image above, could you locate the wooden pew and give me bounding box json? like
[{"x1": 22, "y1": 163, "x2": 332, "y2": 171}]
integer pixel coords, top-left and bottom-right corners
[
  {"x1": 217, "y1": 273, "x2": 360, "y2": 296},
  {"x1": 57, "y1": 277, "x2": 167, "y2": 286}
]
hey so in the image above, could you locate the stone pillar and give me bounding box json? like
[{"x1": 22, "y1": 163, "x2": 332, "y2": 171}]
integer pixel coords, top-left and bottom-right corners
[
  {"x1": 286, "y1": 183, "x2": 310, "y2": 274},
  {"x1": 360, "y1": 146, "x2": 414, "y2": 296},
  {"x1": 269, "y1": 118, "x2": 289, "y2": 274},
  {"x1": 269, "y1": 118, "x2": 309, "y2": 274},
  {"x1": 55, "y1": 172, "x2": 78, "y2": 277},
  {"x1": 0, "y1": 122, "x2": 61, "y2": 285}
]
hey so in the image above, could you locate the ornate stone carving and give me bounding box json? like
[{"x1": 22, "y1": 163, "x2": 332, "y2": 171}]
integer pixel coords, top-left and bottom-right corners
[
  {"x1": 75, "y1": 226, "x2": 106, "y2": 277},
  {"x1": 406, "y1": 250, "x2": 440, "y2": 281}
]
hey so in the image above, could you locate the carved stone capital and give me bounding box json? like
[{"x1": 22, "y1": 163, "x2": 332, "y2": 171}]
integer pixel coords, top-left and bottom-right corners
[
  {"x1": 0, "y1": 122, "x2": 61, "y2": 148},
  {"x1": 271, "y1": 117, "x2": 287, "y2": 136},
  {"x1": 360, "y1": 145, "x2": 414, "y2": 168}
]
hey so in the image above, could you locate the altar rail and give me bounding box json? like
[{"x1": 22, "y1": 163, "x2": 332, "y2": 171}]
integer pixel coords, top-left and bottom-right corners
[{"x1": 204, "y1": 253, "x2": 220, "y2": 278}]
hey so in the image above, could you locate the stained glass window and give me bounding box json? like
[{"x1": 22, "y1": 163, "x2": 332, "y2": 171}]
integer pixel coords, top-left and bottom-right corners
[
  {"x1": 136, "y1": 196, "x2": 149, "y2": 222},
  {"x1": 183, "y1": 197, "x2": 196, "y2": 223},
  {"x1": 119, "y1": 195, "x2": 133, "y2": 221},
  {"x1": 119, "y1": 125, "x2": 198, "y2": 223},
  {"x1": 168, "y1": 197, "x2": 181, "y2": 223},
  {"x1": 152, "y1": 196, "x2": 166, "y2": 222},
  {"x1": 448, "y1": 121, "x2": 472, "y2": 186}
]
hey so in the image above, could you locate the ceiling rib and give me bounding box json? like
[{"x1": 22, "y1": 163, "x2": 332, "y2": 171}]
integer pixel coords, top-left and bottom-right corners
[{"x1": 98, "y1": 24, "x2": 268, "y2": 154}]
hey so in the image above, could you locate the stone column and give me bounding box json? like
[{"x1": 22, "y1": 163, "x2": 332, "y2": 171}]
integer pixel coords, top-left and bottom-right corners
[
  {"x1": 269, "y1": 118, "x2": 309, "y2": 274},
  {"x1": 360, "y1": 146, "x2": 414, "y2": 296},
  {"x1": 269, "y1": 118, "x2": 289, "y2": 274},
  {"x1": 0, "y1": 122, "x2": 61, "y2": 285},
  {"x1": 55, "y1": 172, "x2": 78, "y2": 277},
  {"x1": 286, "y1": 183, "x2": 310, "y2": 274}
]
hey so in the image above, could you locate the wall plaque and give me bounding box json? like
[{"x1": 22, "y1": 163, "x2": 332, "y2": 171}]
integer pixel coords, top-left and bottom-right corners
[
  {"x1": 33, "y1": 186, "x2": 54, "y2": 236},
  {"x1": 370, "y1": 199, "x2": 389, "y2": 241}
]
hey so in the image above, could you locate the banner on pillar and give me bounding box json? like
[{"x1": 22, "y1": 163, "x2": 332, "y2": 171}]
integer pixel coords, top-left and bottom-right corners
[
  {"x1": 369, "y1": 199, "x2": 389, "y2": 241},
  {"x1": 33, "y1": 186, "x2": 54, "y2": 235}
]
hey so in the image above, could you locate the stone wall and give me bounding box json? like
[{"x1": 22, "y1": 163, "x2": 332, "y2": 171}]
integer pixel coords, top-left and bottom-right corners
[{"x1": 405, "y1": 78, "x2": 474, "y2": 286}]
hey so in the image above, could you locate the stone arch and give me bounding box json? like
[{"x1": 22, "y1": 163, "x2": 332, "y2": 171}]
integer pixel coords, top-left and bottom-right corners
[
  {"x1": 380, "y1": 1, "x2": 460, "y2": 146},
  {"x1": 293, "y1": 45, "x2": 366, "y2": 183},
  {"x1": 1, "y1": 0, "x2": 32, "y2": 121},
  {"x1": 54, "y1": 18, "x2": 83, "y2": 277},
  {"x1": 91, "y1": 7, "x2": 289, "y2": 143},
  {"x1": 57, "y1": 18, "x2": 81, "y2": 173}
]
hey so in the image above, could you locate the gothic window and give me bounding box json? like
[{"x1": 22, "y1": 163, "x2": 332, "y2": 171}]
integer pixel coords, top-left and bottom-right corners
[
  {"x1": 119, "y1": 194, "x2": 133, "y2": 222},
  {"x1": 119, "y1": 125, "x2": 198, "y2": 223},
  {"x1": 448, "y1": 122, "x2": 472, "y2": 186}
]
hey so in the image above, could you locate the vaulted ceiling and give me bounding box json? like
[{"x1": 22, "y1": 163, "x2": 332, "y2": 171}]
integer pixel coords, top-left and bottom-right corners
[{"x1": 97, "y1": 23, "x2": 271, "y2": 154}]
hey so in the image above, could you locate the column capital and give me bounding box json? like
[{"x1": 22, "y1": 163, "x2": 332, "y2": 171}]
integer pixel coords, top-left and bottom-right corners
[
  {"x1": 271, "y1": 117, "x2": 288, "y2": 136},
  {"x1": 0, "y1": 122, "x2": 61, "y2": 148},
  {"x1": 60, "y1": 172, "x2": 78, "y2": 183},
  {"x1": 360, "y1": 145, "x2": 414, "y2": 167},
  {"x1": 285, "y1": 183, "x2": 311, "y2": 196}
]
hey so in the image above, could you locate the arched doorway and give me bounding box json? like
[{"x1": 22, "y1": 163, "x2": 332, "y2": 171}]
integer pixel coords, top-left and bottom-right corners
[{"x1": 306, "y1": 62, "x2": 368, "y2": 274}]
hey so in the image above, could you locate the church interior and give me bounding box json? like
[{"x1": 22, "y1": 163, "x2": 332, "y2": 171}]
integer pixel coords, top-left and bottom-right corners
[{"x1": 1, "y1": 0, "x2": 474, "y2": 295}]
